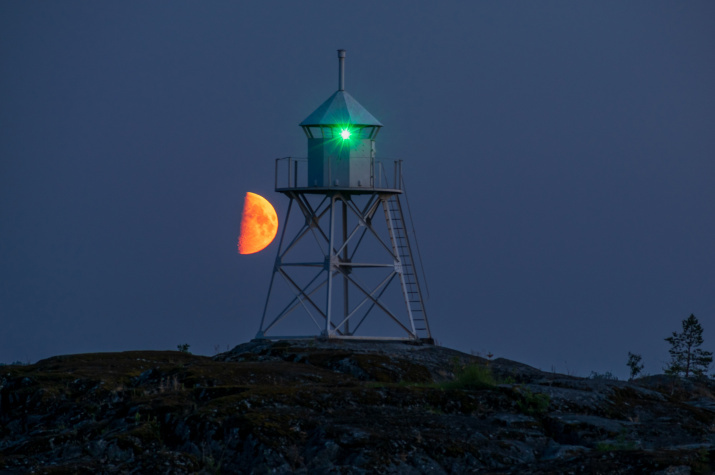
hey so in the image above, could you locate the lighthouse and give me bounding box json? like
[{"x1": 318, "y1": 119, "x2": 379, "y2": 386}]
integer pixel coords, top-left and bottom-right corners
[{"x1": 257, "y1": 50, "x2": 431, "y2": 342}]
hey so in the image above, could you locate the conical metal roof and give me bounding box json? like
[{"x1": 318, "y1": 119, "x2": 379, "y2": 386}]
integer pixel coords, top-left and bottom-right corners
[{"x1": 300, "y1": 90, "x2": 383, "y2": 127}]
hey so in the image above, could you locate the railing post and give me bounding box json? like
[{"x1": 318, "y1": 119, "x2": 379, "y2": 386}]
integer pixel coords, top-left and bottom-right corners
[
  {"x1": 287, "y1": 157, "x2": 292, "y2": 189},
  {"x1": 275, "y1": 158, "x2": 279, "y2": 190},
  {"x1": 294, "y1": 159, "x2": 299, "y2": 188}
]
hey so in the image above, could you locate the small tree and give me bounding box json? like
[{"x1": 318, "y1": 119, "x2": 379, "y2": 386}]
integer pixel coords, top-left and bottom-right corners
[
  {"x1": 626, "y1": 352, "x2": 644, "y2": 380},
  {"x1": 665, "y1": 314, "x2": 713, "y2": 378}
]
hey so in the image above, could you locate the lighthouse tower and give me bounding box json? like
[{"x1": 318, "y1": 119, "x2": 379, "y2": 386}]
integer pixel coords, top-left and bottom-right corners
[{"x1": 257, "y1": 50, "x2": 431, "y2": 342}]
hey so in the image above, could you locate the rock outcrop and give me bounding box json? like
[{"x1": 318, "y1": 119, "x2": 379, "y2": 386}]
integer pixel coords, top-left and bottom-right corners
[{"x1": 1, "y1": 339, "x2": 714, "y2": 473}]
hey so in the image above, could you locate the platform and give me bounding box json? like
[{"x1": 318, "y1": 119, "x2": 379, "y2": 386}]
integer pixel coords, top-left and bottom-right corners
[{"x1": 275, "y1": 156, "x2": 404, "y2": 194}]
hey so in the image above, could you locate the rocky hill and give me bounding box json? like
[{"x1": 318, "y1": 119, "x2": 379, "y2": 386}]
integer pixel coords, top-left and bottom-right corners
[{"x1": 1, "y1": 339, "x2": 714, "y2": 473}]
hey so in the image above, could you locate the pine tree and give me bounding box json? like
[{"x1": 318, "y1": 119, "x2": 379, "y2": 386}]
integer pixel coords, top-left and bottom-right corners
[
  {"x1": 664, "y1": 314, "x2": 713, "y2": 378},
  {"x1": 626, "y1": 352, "x2": 644, "y2": 380}
]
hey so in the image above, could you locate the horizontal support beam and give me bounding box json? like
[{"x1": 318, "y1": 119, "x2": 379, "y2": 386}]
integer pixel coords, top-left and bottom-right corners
[
  {"x1": 280, "y1": 262, "x2": 325, "y2": 267},
  {"x1": 335, "y1": 263, "x2": 394, "y2": 268}
]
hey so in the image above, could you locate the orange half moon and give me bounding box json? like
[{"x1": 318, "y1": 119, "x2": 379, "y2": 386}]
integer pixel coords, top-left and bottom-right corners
[{"x1": 238, "y1": 192, "x2": 278, "y2": 255}]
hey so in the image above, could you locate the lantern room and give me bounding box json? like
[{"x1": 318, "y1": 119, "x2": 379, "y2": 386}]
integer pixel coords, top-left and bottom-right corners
[{"x1": 300, "y1": 50, "x2": 383, "y2": 188}]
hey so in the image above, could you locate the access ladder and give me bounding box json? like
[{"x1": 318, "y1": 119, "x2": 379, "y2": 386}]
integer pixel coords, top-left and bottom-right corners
[{"x1": 384, "y1": 194, "x2": 432, "y2": 341}]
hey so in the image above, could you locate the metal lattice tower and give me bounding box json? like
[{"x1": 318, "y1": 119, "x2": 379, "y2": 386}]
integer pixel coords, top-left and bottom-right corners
[{"x1": 257, "y1": 50, "x2": 431, "y2": 342}]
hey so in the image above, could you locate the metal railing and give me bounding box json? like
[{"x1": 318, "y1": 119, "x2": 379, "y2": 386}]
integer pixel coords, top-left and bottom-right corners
[{"x1": 275, "y1": 157, "x2": 403, "y2": 191}]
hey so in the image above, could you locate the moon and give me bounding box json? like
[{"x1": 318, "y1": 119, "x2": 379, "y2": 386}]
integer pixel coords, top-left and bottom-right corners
[{"x1": 238, "y1": 192, "x2": 279, "y2": 255}]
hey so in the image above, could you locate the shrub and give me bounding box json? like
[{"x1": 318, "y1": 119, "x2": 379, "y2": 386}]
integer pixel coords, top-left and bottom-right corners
[
  {"x1": 516, "y1": 388, "x2": 550, "y2": 415},
  {"x1": 0, "y1": 361, "x2": 26, "y2": 367},
  {"x1": 595, "y1": 428, "x2": 637, "y2": 451},
  {"x1": 443, "y1": 362, "x2": 496, "y2": 390}
]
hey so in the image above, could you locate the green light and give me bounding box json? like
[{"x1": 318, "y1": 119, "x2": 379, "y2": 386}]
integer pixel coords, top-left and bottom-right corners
[{"x1": 340, "y1": 128, "x2": 351, "y2": 140}]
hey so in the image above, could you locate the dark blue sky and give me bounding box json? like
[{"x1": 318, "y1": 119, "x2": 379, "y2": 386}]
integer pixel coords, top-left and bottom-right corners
[{"x1": 1, "y1": 2, "x2": 713, "y2": 377}]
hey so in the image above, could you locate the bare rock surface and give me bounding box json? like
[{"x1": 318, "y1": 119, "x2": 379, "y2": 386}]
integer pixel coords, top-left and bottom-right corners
[{"x1": 1, "y1": 339, "x2": 714, "y2": 473}]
